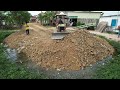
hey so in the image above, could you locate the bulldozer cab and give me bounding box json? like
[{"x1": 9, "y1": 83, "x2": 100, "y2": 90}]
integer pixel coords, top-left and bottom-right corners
[
  {"x1": 51, "y1": 12, "x2": 69, "y2": 40},
  {"x1": 56, "y1": 12, "x2": 68, "y2": 26}
]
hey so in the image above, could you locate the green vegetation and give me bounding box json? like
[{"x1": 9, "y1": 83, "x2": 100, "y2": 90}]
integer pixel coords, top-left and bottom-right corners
[
  {"x1": 94, "y1": 35, "x2": 120, "y2": 79},
  {"x1": 37, "y1": 11, "x2": 55, "y2": 26},
  {"x1": 0, "y1": 11, "x2": 31, "y2": 29},
  {"x1": 0, "y1": 31, "x2": 15, "y2": 43},
  {"x1": 106, "y1": 31, "x2": 118, "y2": 34},
  {"x1": 0, "y1": 31, "x2": 48, "y2": 79},
  {"x1": 77, "y1": 22, "x2": 85, "y2": 26}
]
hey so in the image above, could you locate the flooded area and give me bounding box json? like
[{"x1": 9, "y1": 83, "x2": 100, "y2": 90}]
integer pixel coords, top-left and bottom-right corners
[{"x1": 5, "y1": 48, "x2": 18, "y2": 62}]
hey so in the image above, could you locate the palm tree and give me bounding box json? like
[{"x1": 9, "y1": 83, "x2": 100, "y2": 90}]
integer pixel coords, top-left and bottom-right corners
[
  {"x1": 38, "y1": 11, "x2": 56, "y2": 26},
  {"x1": 38, "y1": 12, "x2": 45, "y2": 25},
  {"x1": 44, "y1": 11, "x2": 56, "y2": 25}
]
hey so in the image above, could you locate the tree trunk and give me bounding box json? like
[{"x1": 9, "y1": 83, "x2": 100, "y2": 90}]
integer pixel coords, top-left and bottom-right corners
[{"x1": 0, "y1": 21, "x2": 2, "y2": 29}]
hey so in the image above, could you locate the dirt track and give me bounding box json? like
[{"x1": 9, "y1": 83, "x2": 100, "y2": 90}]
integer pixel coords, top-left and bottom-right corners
[{"x1": 89, "y1": 30, "x2": 120, "y2": 42}]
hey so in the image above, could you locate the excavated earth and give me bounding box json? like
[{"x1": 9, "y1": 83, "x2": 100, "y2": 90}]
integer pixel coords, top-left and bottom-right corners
[{"x1": 4, "y1": 23, "x2": 114, "y2": 71}]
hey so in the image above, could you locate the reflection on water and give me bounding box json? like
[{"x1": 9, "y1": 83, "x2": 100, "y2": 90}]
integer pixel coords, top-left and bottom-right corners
[
  {"x1": 5, "y1": 48, "x2": 18, "y2": 61},
  {"x1": 4, "y1": 45, "x2": 30, "y2": 64}
]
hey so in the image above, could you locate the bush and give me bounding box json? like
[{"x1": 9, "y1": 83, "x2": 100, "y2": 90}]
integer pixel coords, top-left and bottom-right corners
[
  {"x1": 106, "y1": 31, "x2": 118, "y2": 34},
  {"x1": 87, "y1": 26, "x2": 95, "y2": 30},
  {"x1": 77, "y1": 22, "x2": 85, "y2": 26},
  {"x1": 0, "y1": 31, "x2": 14, "y2": 43}
]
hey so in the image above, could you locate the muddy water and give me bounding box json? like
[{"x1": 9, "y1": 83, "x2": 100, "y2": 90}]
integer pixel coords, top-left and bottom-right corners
[
  {"x1": 5, "y1": 48, "x2": 18, "y2": 62},
  {"x1": 4, "y1": 45, "x2": 113, "y2": 79}
]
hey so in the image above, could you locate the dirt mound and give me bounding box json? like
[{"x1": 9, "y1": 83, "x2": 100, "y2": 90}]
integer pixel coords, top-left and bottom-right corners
[{"x1": 4, "y1": 25, "x2": 114, "y2": 71}]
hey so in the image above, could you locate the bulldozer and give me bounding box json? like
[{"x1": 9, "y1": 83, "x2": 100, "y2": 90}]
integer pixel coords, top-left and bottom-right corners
[{"x1": 51, "y1": 12, "x2": 69, "y2": 40}]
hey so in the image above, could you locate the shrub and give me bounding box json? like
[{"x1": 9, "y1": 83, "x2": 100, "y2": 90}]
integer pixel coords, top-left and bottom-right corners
[
  {"x1": 77, "y1": 22, "x2": 85, "y2": 26},
  {"x1": 0, "y1": 31, "x2": 14, "y2": 43}
]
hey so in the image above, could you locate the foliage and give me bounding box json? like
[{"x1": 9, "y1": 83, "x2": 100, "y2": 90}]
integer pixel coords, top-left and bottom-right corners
[
  {"x1": 94, "y1": 55, "x2": 120, "y2": 79},
  {"x1": 0, "y1": 11, "x2": 31, "y2": 29},
  {"x1": 77, "y1": 21, "x2": 85, "y2": 26},
  {"x1": 94, "y1": 35, "x2": 120, "y2": 79},
  {"x1": 38, "y1": 11, "x2": 56, "y2": 25},
  {"x1": 0, "y1": 31, "x2": 14, "y2": 43}
]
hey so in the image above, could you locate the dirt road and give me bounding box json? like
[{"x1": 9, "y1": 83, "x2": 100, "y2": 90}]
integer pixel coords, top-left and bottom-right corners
[{"x1": 89, "y1": 31, "x2": 120, "y2": 42}]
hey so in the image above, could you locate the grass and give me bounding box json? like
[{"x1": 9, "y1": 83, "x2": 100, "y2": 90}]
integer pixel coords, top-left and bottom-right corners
[
  {"x1": 0, "y1": 31, "x2": 15, "y2": 43},
  {"x1": 0, "y1": 31, "x2": 48, "y2": 79},
  {"x1": 106, "y1": 31, "x2": 118, "y2": 34},
  {"x1": 93, "y1": 35, "x2": 120, "y2": 79}
]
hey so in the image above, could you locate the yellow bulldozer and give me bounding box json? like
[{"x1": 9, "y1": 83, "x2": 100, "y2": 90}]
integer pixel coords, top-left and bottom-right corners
[{"x1": 51, "y1": 12, "x2": 69, "y2": 40}]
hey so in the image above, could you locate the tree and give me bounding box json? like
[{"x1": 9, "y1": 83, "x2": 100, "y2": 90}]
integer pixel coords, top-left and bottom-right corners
[
  {"x1": 4, "y1": 11, "x2": 14, "y2": 27},
  {"x1": 0, "y1": 11, "x2": 31, "y2": 29},
  {"x1": 44, "y1": 11, "x2": 56, "y2": 25},
  {"x1": 38, "y1": 12, "x2": 45, "y2": 25},
  {"x1": 10, "y1": 11, "x2": 31, "y2": 28},
  {"x1": 0, "y1": 11, "x2": 9, "y2": 29},
  {"x1": 38, "y1": 11, "x2": 56, "y2": 26}
]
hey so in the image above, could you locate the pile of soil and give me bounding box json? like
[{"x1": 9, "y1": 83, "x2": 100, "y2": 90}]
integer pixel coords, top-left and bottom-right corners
[{"x1": 4, "y1": 24, "x2": 114, "y2": 71}]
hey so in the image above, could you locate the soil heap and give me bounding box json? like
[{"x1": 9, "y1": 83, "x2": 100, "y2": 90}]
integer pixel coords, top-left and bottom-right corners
[{"x1": 4, "y1": 25, "x2": 114, "y2": 71}]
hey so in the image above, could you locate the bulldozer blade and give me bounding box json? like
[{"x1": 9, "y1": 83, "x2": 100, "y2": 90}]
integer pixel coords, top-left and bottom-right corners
[{"x1": 51, "y1": 32, "x2": 69, "y2": 40}]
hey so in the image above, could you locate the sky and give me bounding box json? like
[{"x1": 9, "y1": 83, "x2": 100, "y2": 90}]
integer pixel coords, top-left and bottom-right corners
[
  {"x1": 98, "y1": 11, "x2": 120, "y2": 16},
  {"x1": 28, "y1": 11, "x2": 45, "y2": 16},
  {"x1": 28, "y1": 11, "x2": 120, "y2": 16}
]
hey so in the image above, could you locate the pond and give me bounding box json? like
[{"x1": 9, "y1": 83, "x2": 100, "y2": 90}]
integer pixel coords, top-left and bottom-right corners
[{"x1": 5, "y1": 48, "x2": 18, "y2": 62}]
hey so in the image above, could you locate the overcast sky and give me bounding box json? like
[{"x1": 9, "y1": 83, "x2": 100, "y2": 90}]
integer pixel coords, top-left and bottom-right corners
[
  {"x1": 28, "y1": 11, "x2": 44, "y2": 16},
  {"x1": 28, "y1": 11, "x2": 120, "y2": 16},
  {"x1": 100, "y1": 11, "x2": 120, "y2": 16}
]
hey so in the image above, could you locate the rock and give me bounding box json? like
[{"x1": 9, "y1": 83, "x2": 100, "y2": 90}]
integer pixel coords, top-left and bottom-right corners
[
  {"x1": 17, "y1": 50, "x2": 21, "y2": 54},
  {"x1": 46, "y1": 68, "x2": 49, "y2": 70},
  {"x1": 21, "y1": 46, "x2": 25, "y2": 49},
  {"x1": 71, "y1": 39, "x2": 76, "y2": 43},
  {"x1": 4, "y1": 44, "x2": 8, "y2": 47},
  {"x1": 73, "y1": 57, "x2": 76, "y2": 59},
  {"x1": 35, "y1": 37, "x2": 38, "y2": 39},
  {"x1": 19, "y1": 60, "x2": 23, "y2": 63},
  {"x1": 102, "y1": 63, "x2": 105, "y2": 65},
  {"x1": 56, "y1": 40, "x2": 59, "y2": 43},
  {"x1": 57, "y1": 69, "x2": 61, "y2": 71},
  {"x1": 81, "y1": 67, "x2": 84, "y2": 70},
  {"x1": 0, "y1": 43, "x2": 3, "y2": 45},
  {"x1": 31, "y1": 44, "x2": 33, "y2": 46},
  {"x1": 90, "y1": 64, "x2": 92, "y2": 67},
  {"x1": 7, "y1": 48, "x2": 11, "y2": 52}
]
